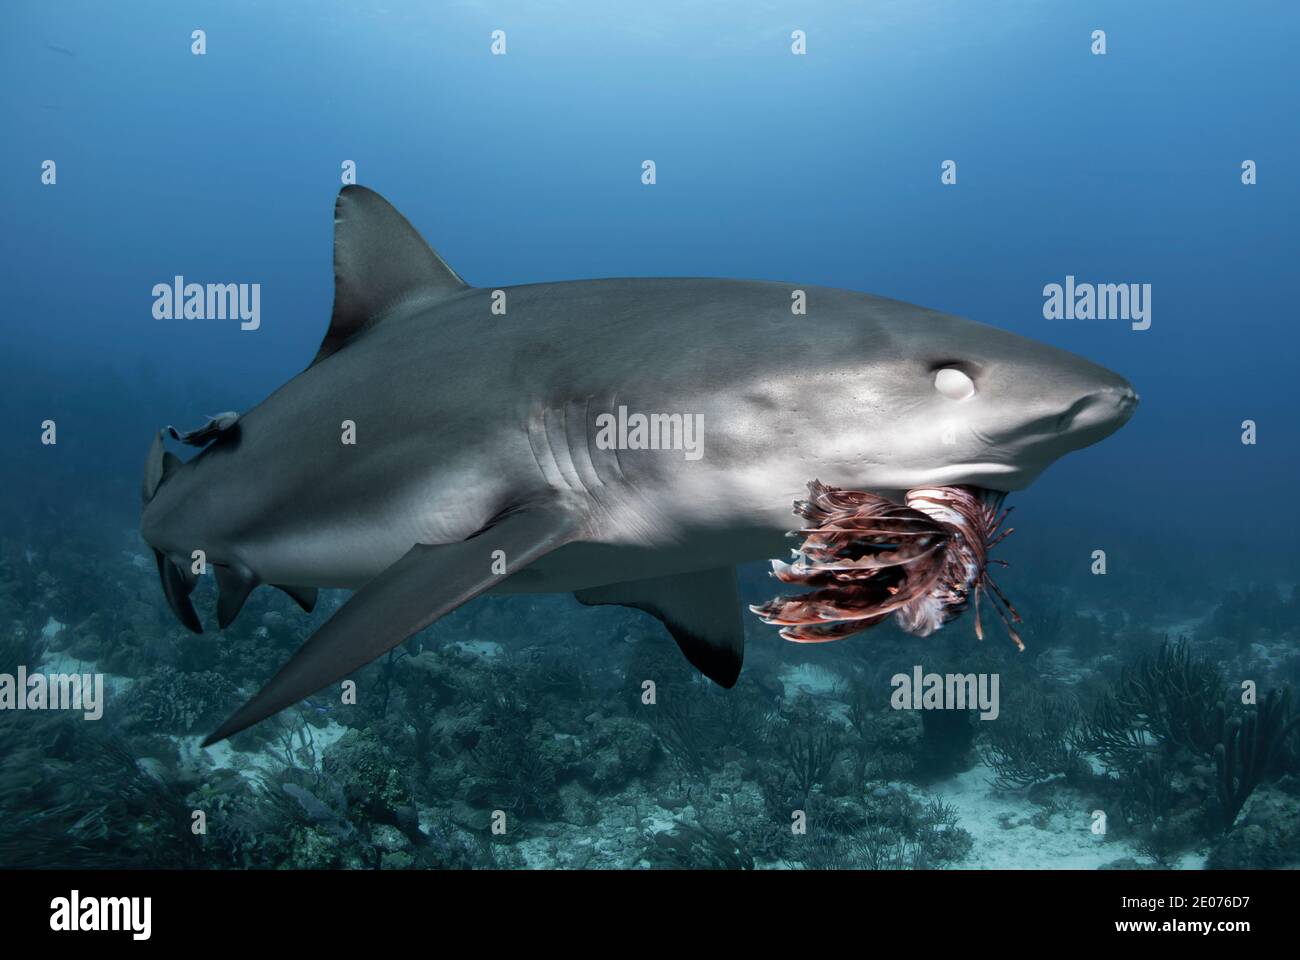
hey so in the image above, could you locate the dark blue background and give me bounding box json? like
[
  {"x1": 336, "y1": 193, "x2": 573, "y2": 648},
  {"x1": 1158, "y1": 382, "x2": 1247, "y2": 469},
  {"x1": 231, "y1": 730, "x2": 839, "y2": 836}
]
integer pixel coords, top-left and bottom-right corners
[{"x1": 3, "y1": 1, "x2": 1296, "y2": 591}]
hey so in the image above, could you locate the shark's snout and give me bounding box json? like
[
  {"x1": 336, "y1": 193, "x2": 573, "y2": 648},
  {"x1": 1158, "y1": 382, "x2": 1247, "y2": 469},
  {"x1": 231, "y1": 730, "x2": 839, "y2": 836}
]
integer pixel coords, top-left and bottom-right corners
[
  {"x1": 948, "y1": 362, "x2": 1138, "y2": 494},
  {"x1": 1058, "y1": 380, "x2": 1138, "y2": 444}
]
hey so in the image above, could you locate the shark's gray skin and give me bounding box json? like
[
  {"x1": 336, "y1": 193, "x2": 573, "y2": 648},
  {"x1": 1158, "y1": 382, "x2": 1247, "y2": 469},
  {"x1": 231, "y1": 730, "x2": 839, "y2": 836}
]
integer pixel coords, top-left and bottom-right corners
[{"x1": 139, "y1": 186, "x2": 1137, "y2": 745}]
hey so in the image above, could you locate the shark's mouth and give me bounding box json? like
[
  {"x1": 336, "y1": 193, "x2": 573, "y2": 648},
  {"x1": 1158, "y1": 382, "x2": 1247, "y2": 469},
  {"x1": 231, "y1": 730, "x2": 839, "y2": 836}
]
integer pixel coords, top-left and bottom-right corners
[{"x1": 749, "y1": 481, "x2": 1023, "y2": 648}]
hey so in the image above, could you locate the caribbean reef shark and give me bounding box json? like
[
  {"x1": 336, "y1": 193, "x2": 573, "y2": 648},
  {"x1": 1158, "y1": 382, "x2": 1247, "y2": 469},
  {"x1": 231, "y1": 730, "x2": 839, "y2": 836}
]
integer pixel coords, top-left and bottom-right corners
[{"x1": 138, "y1": 186, "x2": 1137, "y2": 745}]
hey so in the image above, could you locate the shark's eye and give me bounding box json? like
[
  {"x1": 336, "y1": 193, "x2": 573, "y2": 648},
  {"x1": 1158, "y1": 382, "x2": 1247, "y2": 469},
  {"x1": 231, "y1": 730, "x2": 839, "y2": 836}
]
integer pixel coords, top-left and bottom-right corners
[{"x1": 934, "y1": 367, "x2": 975, "y2": 401}]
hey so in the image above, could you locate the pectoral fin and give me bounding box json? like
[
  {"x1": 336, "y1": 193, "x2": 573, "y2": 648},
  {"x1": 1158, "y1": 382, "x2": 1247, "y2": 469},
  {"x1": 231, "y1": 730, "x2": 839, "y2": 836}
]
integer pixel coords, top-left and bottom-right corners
[
  {"x1": 203, "y1": 502, "x2": 582, "y2": 745},
  {"x1": 576, "y1": 567, "x2": 744, "y2": 687}
]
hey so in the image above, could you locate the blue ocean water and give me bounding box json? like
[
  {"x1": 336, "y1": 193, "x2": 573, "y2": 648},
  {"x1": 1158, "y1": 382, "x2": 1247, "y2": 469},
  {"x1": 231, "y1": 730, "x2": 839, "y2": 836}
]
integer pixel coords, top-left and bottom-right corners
[{"x1": 1, "y1": 2, "x2": 1297, "y2": 871}]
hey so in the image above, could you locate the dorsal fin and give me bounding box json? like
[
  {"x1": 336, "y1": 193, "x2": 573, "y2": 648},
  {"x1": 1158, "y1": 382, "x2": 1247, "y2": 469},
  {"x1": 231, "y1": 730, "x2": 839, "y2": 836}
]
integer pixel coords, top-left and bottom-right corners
[{"x1": 313, "y1": 185, "x2": 468, "y2": 365}]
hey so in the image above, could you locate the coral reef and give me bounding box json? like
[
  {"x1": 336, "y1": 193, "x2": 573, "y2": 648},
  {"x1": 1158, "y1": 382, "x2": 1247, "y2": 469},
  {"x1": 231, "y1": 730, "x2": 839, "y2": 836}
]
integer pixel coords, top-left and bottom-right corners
[
  {"x1": 1215, "y1": 689, "x2": 1300, "y2": 831},
  {"x1": 980, "y1": 690, "x2": 1085, "y2": 789},
  {"x1": 1, "y1": 503, "x2": 1297, "y2": 871},
  {"x1": 0, "y1": 714, "x2": 201, "y2": 868},
  {"x1": 121, "y1": 666, "x2": 240, "y2": 734}
]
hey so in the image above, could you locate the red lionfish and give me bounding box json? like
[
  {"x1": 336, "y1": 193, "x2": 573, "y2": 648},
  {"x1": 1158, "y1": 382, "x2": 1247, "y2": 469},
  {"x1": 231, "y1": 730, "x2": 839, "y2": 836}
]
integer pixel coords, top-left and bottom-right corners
[{"x1": 749, "y1": 481, "x2": 1023, "y2": 648}]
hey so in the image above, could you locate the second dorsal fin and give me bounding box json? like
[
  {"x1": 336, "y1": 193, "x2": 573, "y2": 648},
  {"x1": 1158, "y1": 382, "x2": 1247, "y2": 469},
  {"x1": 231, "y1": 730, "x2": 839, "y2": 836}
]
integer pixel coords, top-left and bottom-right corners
[{"x1": 312, "y1": 185, "x2": 468, "y2": 365}]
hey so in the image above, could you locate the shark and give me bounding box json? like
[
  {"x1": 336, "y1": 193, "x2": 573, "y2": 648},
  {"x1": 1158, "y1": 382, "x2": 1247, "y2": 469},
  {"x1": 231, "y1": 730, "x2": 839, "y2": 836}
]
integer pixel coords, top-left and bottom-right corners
[{"x1": 138, "y1": 186, "x2": 1138, "y2": 745}]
